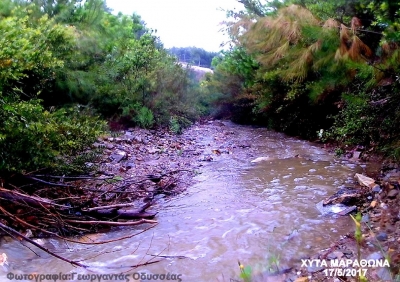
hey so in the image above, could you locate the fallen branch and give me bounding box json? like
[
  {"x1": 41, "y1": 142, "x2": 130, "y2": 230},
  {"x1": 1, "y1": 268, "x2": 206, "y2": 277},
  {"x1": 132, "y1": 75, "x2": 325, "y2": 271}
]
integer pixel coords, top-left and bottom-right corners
[
  {"x1": 63, "y1": 219, "x2": 157, "y2": 226},
  {"x1": 0, "y1": 222, "x2": 86, "y2": 268},
  {"x1": 74, "y1": 224, "x2": 157, "y2": 245},
  {"x1": 23, "y1": 176, "x2": 73, "y2": 187},
  {"x1": 99, "y1": 169, "x2": 193, "y2": 196},
  {"x1": 90, "y1": 208, "x2": 157, "y2": 219},
  {"x1": 32, "y1": 175, "x2": 114, "y2": 180},
  {"x1": 0, "y1": 187, "x2": 64, "y2": 209},
  {"x1": 116, "y1": 210, "x2": 157, "y2": 219},
  {"x1": 85, "y1": 201, "x2": 156, "y2": 220},
  {"x1": 0, "y1": 206, "x2": 157, "y2": 245},
  {"x1": 83, "y1": 203, "x2": 137, "y2": 212}
]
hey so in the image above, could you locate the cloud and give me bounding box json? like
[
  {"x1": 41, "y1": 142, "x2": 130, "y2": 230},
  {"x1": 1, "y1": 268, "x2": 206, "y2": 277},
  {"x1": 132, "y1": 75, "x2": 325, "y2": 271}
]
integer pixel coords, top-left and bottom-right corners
[{"x1": 107, "y1": 0, "x2": 242, "y2": 51}]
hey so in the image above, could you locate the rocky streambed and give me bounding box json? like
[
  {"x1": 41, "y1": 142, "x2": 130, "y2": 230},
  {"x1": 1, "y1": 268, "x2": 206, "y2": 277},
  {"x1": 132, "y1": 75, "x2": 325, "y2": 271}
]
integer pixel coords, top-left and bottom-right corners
[
  {"x1": 94, "y1": 120, "x2": 400, "y2": 282},
  {"x1": 297, "y1": 168, "x2": 400, "y2": 282},
  {"x1": 0, "y1": 120, "x2": 399, "y2": 282}
]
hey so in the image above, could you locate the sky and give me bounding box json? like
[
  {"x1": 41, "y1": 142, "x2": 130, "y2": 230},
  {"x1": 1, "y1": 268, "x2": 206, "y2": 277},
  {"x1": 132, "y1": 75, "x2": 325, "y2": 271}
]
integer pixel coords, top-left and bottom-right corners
[{"x1": 106, "y1": 0, "x2": 244, "y2": 52}]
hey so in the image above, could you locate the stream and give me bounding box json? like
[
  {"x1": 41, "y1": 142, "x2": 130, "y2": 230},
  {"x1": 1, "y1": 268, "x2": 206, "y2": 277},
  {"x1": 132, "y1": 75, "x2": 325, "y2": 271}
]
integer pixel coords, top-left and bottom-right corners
[{"x1": 0, "y1": 122, "x2": 376, "y2": 281}]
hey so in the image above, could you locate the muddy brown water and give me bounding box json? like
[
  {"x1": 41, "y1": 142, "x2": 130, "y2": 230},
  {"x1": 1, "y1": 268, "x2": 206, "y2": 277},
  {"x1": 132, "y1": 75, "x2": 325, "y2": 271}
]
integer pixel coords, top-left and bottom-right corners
[{"x1": 0, "y1": 122, "x2": 374, "y2": 281}]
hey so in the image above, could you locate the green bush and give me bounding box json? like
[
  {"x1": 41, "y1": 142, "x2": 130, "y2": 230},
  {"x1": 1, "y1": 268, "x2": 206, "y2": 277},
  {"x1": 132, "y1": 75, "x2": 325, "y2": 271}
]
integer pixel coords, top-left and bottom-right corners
[
  {"x1": 0, "y1": 99, "x2": 106, "y2": 174},
  {"x1": 134, "y1": 106, "x2": 154, "y2": 129},
  {"x1": 169, "y1": 116, "x2": 181, "y2": 134},
  {"x1": 169, "y1": 115, "x2": 192, "y2": 134},
  {"x1": 324, "y1": 91, "x2": 383, "y2": 146},
  {"x1": 323, "y1": 84, "x2": 400, "y2": 162}
]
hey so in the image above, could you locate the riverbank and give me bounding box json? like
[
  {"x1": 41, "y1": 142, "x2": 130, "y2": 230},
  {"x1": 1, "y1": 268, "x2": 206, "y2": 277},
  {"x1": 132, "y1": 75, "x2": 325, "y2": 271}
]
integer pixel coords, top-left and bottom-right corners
[
  {"x1": 293, "y1": 161, "x2": 400, "y2": 281},
  {"x1": 1, "y1": 120, "x2": 398, "y2": 280},
  {"x1": 102, "y1": 121, "x2": 399, "y2": 281},
  {"x1": 0, "y1": 119, "x2": 266, "y2": 238},
  {"x1": 0, "y1": 119, "x2": 217, "y2": 238}
]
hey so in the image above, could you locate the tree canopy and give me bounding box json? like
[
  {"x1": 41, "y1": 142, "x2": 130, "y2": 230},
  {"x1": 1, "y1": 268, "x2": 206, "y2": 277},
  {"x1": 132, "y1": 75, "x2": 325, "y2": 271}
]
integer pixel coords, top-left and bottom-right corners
[
  {"x1": 1, "y1": 0, "x2": 400, "y2": 175},
  {"x1": 204, "y1": 0, "x2": 400, "y2": 159},
  {"x1": 0, "y1": 0, "x2": 209, "y2": 174}
]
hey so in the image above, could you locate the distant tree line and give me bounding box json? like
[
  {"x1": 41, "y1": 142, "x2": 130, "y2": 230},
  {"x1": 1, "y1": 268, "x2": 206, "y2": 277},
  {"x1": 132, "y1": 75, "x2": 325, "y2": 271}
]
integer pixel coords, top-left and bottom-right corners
[{"x1": 168, "y1": 47, "x2": 218, "y2": 69}]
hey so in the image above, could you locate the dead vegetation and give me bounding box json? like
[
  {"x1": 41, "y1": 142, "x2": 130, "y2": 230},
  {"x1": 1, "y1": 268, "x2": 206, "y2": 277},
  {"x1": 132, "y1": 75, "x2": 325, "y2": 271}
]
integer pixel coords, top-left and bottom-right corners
[
  {"x1": 0, "y1": 120, "x2": 212, "y2": 268},
  {"x1": 0, "y1": 168, "x2": 192, "y2": 234}
]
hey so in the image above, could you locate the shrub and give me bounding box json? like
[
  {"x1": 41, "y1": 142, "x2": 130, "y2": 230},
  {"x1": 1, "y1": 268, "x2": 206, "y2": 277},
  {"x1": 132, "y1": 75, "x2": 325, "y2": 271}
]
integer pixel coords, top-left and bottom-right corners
[
  {"x1": 0, "y1": 99, "x2": 106, "y2": 174},
  {"x1": 134, "y1": 106, "x2": 154, "y2": 129},
  {"x1": 169, "y1": 115, "x2": 192, "y2": 134},
  {"x1": 169, "y1": 116, "x2": 181, "y2": 134}
]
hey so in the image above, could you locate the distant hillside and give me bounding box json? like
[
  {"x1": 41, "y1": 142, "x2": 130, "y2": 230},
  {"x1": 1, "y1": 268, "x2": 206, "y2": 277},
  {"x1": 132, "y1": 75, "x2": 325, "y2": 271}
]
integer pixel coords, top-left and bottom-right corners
[{"x1": 169, "y1": 47, "x2": 218, "y2": 69}]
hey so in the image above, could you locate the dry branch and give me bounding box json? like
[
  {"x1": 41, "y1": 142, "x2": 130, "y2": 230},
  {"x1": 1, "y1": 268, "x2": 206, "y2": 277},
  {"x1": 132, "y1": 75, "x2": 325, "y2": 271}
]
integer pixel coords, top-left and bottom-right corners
[
  {"x1": 0, "y1": 167, "x2": 191, "y2": 241},
  {"x1": 63, "y1": 219, "x2": 157, "y2": 226},
  {"x1": 0, "y1": 222, "x2": 87, "y2": 268},
  {"x1": 116, "y1": 209, "x2": 157, "y2": 219},
  {"x1": 0, "y1": 187, "x2": 58, "y2": 208},
  {"x1": 32, "y1": 175, "x2": 114, "y2": 180},
  {"x1": 23, "y1": 176, "x2": 73, "y2": 187},
  {"x1": 83, "y1": 203, "x2": 137, "y2": 212}
]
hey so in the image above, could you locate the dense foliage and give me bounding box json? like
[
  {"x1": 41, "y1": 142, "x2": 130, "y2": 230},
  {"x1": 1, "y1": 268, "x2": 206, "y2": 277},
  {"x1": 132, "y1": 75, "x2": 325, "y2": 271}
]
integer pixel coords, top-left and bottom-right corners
[
  {"x1": 204, "y1": 0, "x2": 400, "y2": 159},
  {"x1": 2, "y1": 0, "x2": 400, "y2": 176},
  {"x1": 0, "y1": 0, "x2": 208, "y2": 175}
]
